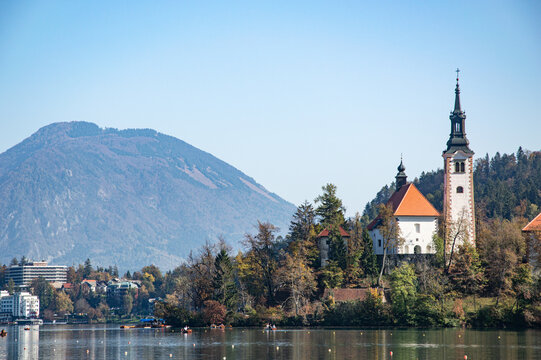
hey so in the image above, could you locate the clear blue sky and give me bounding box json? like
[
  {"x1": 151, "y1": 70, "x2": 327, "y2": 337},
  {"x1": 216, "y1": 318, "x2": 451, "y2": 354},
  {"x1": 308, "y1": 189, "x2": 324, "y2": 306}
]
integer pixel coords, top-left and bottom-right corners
[{"x1": 1, "y1": 1, "x2": 540, "y2": 216}]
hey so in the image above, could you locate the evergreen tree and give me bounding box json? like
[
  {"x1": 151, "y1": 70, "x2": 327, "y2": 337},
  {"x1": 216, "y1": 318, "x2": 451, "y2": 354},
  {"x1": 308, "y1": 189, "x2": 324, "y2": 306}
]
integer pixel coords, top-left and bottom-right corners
[
  {"x1": 360, "y1": 228, "x2": 377, "y2": 277},
  {"x1": 213, "y1": 247, "x2": 237, "y2": 310},
  {"x1": 315, "y1": 183, "x2": 346, "y2": 227}
]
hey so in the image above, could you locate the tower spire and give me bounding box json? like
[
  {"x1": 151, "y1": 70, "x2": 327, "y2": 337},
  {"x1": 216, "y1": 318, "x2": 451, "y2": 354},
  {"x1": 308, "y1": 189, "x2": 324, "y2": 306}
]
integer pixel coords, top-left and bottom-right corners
[
  {"x1": 454, "y1": 68, "x2": 461, "y2": 113},
  {"x1": 395, "y1": 156, "x2": 407, "y2": 191},
  {"x1": 444, "y1": 69, "x2": 472, "y2": 154}
]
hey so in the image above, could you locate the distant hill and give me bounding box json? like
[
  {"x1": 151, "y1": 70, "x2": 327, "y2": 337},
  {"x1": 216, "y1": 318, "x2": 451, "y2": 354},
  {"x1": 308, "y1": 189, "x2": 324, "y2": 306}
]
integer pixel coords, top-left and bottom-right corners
[
  {"x1": 363, "y1": 148, "x2": 541, "y2": 222},
  {"x1": 0, "y1": 122, "x2": 296, "y2": 270}
]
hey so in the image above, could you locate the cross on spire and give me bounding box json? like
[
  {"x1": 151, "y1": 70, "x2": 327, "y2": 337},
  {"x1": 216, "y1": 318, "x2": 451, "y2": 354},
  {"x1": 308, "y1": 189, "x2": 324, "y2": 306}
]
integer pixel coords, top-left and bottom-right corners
[{"x1": 456, "y1": 68, "x2": 460, "y2": 83}]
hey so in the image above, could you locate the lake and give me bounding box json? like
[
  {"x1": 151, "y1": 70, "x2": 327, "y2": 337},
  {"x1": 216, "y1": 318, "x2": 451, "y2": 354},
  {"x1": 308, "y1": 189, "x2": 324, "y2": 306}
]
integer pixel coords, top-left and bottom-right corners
[{"x1": 0, "y1": 324, "x2": 540, "y2": 359}]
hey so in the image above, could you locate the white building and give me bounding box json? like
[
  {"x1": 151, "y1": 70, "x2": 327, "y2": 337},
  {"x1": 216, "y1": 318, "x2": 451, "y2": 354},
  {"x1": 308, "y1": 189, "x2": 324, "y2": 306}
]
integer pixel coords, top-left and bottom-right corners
[
  {"x1": 7, "y1": 261, "x2": 67, "y2": 288},
  {"x1": 0, "y1": 291, "x2": 40, "y2": 320},
  {"x1": 442, "y1": 72, "x2": 476, "y2": 246},
  {"x1": 368, "y1": 160, "x2": 440, "y2": 255}
]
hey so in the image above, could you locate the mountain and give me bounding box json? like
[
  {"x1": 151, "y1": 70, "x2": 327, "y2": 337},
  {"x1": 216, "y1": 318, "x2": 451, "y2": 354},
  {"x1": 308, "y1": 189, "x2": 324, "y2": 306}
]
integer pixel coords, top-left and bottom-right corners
[
  {"x1": 0, "y1": 122, "x2": 296, "y2": 271},
  {"x1": 362, "y1": 148, "x2": 541, "y2": 223}
]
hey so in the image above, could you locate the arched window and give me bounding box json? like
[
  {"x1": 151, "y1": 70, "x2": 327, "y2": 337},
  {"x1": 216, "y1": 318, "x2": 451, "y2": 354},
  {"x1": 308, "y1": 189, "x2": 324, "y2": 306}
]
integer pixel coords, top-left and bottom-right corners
[
  {"x1": 455, "y1": 162, "x2": 460, "y2": 172},
  {"x1": 456, "y1": 186, "x2": 464, "y2": 193},
  {"x1": 414, "y1": 245, "x2": 422, "y2": 254},
  {"x1": 415, "y1": 223, "x2": 420, "y2": 233},
  {"x1": 455, "y1": 161, "x2": 465, "y2": 173},
  {"x1": 426, "y1": 245, "x2": 432, "y2": 253},
  {"x1": 460, "y1": 162, "x2": 465, "y2": 172}
]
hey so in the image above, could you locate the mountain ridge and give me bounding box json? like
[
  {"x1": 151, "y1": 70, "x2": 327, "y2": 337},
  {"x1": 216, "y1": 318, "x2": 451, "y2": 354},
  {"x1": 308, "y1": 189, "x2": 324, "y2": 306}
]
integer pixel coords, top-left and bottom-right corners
[{"x1": 0, "y1": 122, "x2": 295, "y2": 270}]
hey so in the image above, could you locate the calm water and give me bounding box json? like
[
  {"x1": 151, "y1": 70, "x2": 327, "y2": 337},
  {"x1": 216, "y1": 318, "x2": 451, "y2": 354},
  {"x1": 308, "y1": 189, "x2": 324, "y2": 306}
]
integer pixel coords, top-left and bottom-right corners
[{"x1": 0, "y1": 324, "x2": 540, "y2": 360}]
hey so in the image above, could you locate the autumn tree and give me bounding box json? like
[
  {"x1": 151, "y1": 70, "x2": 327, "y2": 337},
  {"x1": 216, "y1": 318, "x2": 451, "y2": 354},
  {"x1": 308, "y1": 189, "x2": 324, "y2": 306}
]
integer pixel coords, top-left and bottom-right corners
[
  {"x1": 376, "y1": 203, "x2": 403, "y2": 286},
  {"x1": 202, "y1": 300, "x2": 227, "y2": 324},
  {"x1": 478, "y1": 218, "x2": 526, "y2": 303},
  {"x1": 444, "y1": 208, "x2": 471, "y2": 273},
  {"x1": 243, "y1": 222, "x2": 280, "y2": 306},
  {"x1": 279, "y1": 252, "x2": 316, "y2": 316},
  {"x1": 187, "y1": 242, "x2": 217, "y2": 309}
]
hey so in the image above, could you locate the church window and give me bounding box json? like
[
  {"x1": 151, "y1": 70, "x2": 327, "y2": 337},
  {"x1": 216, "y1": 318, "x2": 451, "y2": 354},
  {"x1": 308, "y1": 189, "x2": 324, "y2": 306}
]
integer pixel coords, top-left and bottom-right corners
[
  {"x1": 415, "y1": 223, "x2": 420, "y2": 233},
  {"x1": 416, "y1": 238, "x2": 419, "y2": 242},
  {"x1": 426, "y1": 245, "x2": 432, "y2": 252},
  {"x1": 460, "y1": 162, "x2": 465, "y2": 172},
  {"x1": 455, "y1": 161, "x2": 465, "y2": 173},
  {"x1": 414, "y1": 245, "x2": 421, "y2": 254},
  {"x1": 455, "y1": 162, "x2": 460, "y2": 172},
  {"x1": 378, "y1": 239, "x2": 382, "y2": 247},
  {"x1": 457, "y1": 186, "x2": 464, "y2": 193}
]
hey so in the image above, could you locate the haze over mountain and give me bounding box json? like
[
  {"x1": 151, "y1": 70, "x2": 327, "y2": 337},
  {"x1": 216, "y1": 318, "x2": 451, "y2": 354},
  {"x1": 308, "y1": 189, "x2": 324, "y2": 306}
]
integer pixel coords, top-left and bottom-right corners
[{"x1": 0, "y1": 122, "x2": 295, "y2": 271}]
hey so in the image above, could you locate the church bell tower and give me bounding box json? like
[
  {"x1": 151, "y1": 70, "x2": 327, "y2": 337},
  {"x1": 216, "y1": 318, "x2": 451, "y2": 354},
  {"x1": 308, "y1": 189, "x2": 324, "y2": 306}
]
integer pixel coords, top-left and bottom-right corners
[{"x1": 443, "y1": 70, "x2": 476, "y2": 246}]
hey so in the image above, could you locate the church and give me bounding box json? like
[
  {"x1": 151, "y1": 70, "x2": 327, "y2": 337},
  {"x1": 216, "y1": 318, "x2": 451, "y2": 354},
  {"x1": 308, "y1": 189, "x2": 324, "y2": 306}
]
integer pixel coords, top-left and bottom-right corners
[{"x1": 368, "y1": 71, "x2": 476, "y2": 255}]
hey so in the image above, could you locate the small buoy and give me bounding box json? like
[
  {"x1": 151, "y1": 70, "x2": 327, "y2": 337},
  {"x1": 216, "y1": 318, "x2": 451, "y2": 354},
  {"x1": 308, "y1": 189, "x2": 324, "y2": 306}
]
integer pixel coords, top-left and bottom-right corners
[
  {"x1": 86, "y1": 349, "x2": 89, "y2": 353},
  {"x1": 390, "y1": 350, "x2": 393, "y2": 357},
  {"x1": 498, "y1": 336, "x2": 501, "y2": 339},
  {"x1": 464, "y1": 356, "x2": 467, "y2": 360},
  {"x1": 458, "y1": 334, "x2": 462, "y2": 338},
  {"x1": 360, "y1": 332, "x2": 363, "y2": 335},
  {"x1": 24, "y1": 348, "x2": 26, "y2": 351},
  {"x1": 276, "y1": 346, "x2": 279, "y2": 350},
  {"x1": 390, "y1": 333, "x2": 393, "y2": 336},
  {"x1": 125, "y1": 351, "x2": 128, "y2": 356},
  {"x1": 232, "y1": 345, "x2": 235, "y2": 348},
  {"x1": 308, "y1": 331, "x2": 310, "y2": 334},
  {"x1": 193, "y1": 343, "x2": 195, "y2": 347},
  {"x1": 223, "y1": 357, "x2": 226, "y2": 360},
  {"x1": 328, "y1": 349, "x2": 332, "y2": 352},
  {"x1": 77, "y1": 340, "x2": 79, "y2": 343},
  {"x1": 169, "y1": 354, "x2": 172, "y2": 358},
  {"x1": 128, "y1": 341, "x2": 131, "y2": 344}
]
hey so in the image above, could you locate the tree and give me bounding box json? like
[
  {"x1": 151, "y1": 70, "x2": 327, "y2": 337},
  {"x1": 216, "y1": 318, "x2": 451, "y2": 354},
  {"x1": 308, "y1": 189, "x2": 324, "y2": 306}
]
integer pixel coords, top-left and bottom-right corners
[
  {"x1": 31, "y1": 277, "x2": 55, "y2": 312},
  {"x1": 449, "y1": 241, "x2": 485, "y2": 310},
  {"x1": 389, "y1": 263, "x2": 417, "y2": 325},
  {"x1": 213, "y1": 246, "x2": 237, "y2": 310},
  {"x1": 10, "y1": 257, "x2": 18, "y2": 266},
  {"x1": 242, "y1": 222, "x2": 280, "y2": 306},
  {"x1": 202, "y1": 300, "x2": 227, "y2": 324},
  {"x1": 315, "y1": 183, "x2": 346, "y2": 227},
  {"x1": 359, "y1": 228, "x2": 377, "y2": 278},
  {"x1": 83, "y1": 258, "x2": 93, "y2": 279},
  {"x1": 478, "y1": 218, "x2": 526, "y2": 303},
  {"x1": 288, "y1": 201, "x2": 319, "y2": 267},
  {"x1": 376, "y1": 203, "x2": 403, "y2": 286},
  {"x1": 444, "y1": 208, "x2": 471, "y2": 273},
  {"x1": 54, "y1": 291, "x2": 74, "y2": 315},
  {"x1": 279, "y1": 252, "x2": 316, "y2": 316},
  {"x1": 187, "y1": 242, "x2": 216, "y2": 309},
  {"x1": 6, "y1": 278, "x2": 15, "y2": 295},
  {"x1": 121, "y1": 293, "x2": 133, "y2": 316}
]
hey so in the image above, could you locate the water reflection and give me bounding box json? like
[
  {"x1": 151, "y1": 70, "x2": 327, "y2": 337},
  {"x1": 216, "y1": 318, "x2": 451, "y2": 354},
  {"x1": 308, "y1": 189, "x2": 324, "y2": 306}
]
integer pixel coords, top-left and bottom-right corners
[{"x1": 0, "y1": 325, "x2": 540, "y2": 359}]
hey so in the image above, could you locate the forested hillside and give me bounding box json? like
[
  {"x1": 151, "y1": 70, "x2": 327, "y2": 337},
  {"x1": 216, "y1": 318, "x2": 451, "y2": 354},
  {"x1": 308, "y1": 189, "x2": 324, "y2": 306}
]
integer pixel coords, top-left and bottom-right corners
[{"x1": 363, "y1": 148, "x2": 541, "y2": 223}]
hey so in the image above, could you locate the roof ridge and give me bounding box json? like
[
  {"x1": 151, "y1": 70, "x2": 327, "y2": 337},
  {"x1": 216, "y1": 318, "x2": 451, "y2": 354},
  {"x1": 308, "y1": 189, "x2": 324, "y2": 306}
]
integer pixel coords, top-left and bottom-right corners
[
  {"x1": 523, "y1": 212, "x2": 541, "y2": 231},
  {"x1": 393, "y1": 183, "x2": 411, "y2": 215}
]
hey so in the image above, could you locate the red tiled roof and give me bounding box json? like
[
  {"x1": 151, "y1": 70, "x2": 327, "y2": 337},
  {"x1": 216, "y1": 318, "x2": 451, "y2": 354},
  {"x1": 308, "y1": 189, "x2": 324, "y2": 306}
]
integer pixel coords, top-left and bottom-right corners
[
  {"x1": 82, "y1": 279, "x2": 96, "y2": 284},
  {"x1": 367, "y1": 183, "x2": 439, "y2": 230},
  {"x1": 523, "y1": 212, "x2": 541, "y2": 232},
  {"x1": 317, "y1": 226, "x2": 350, "y2": 238}
]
